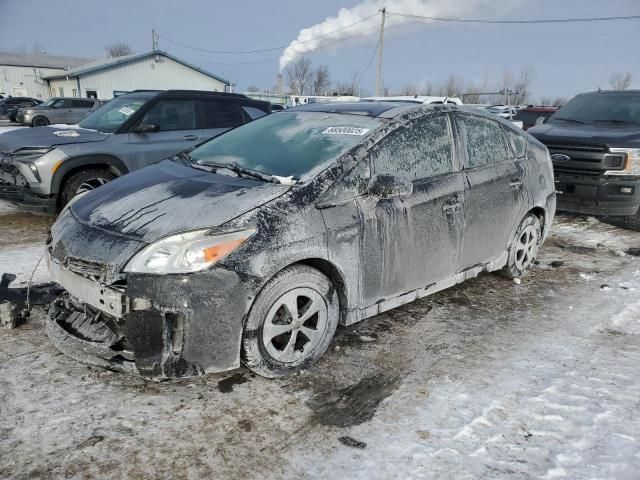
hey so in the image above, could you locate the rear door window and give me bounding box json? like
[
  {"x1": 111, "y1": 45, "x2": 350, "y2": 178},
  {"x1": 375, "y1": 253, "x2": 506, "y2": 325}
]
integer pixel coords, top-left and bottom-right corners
[
  {"x1": 505, "y1": 128, "x2": 527, "y2": 158},
  {"x1": 371, "y1": 115, "x2": 454, "y2": 181},
  {"x1": 140, "y1": 100, "x2": 197, "y2": 131},
  {"x1": 199, "y1": 100, "x2": 245, "y2": 129},
  {"x1": 456, "y1": 115, "x2": 511, "y2": 168}
]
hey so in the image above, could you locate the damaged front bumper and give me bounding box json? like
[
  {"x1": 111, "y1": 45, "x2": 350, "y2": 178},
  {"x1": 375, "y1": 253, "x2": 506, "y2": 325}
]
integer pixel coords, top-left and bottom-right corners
[
  {"x1": 0, "y1": 160, "x2": 56, "y2": 213},
  {"x1": 46, "y1": 253, "x2": 259, "y2": 378}
]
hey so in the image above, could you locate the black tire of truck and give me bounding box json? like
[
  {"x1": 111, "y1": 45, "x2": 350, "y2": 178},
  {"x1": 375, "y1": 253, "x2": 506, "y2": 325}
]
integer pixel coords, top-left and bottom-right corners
[
  {"x1": 59, "y1": 168, "x2": 116, "y2": 209},
  {"x1": 621, "y1": 208, "x2": 640, "y2": 232}
]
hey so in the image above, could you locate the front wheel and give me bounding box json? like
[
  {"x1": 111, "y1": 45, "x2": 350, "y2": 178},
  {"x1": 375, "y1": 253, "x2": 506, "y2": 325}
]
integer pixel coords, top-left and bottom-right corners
[
  {"x1": 502, "y1": 213, "x2": 542, "y2": 279},
  {"x1": 59, "y1": 168, "x2": 115, "y2": 208},
  {"x1": 32, "y1": 116, "x2": 49, "y2": 127},
  {"x1": 242, "y1": 265, "x2": 339, "y2": 378},
  {"x1": 620, "y1": 208, "x2": 640, "y2": 232}
]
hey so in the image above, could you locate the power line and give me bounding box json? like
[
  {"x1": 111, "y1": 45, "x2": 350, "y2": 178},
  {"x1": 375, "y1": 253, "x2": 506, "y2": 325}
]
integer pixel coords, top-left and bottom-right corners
[
  {"x1": 172, "y1": 24, "x2": 382, "y2": 67},
  {"x1": 159, "y1": 13, "x2": 378, "y2": 55},
  {"x1": 386, "y1": 11, "x2": 640, "y2": 24}
]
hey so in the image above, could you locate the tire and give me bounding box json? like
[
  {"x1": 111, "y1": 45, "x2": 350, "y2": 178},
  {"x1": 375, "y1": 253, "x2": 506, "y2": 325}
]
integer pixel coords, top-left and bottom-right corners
[
  {"x1": 242, "y1": 265, "x2": 339, "y2": 378},
  {"x1": 32, "y1": 116, "x2": 49, "y2": 127},
  {"x1": 620, "y1": 208, "x2": 640, "y2": 232},
  {"x1": 502, "y1": 213, "x2": 542, "y2": 279},
  {"x1": 60, "y1": 168, "x2": 115, "y2": 208},
  {"x1": 9, "y1": 114, "x2": 17, "y2": 123}
]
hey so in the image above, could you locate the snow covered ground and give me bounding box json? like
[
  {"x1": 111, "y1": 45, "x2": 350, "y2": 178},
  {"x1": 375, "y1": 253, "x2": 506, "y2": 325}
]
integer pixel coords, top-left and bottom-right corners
[
  {"x1": 0, "y1": 123, "x2": 26, "y2": 135},
  {"x1": 0, "y1": 214, "x2": 639, "y2": 479}
]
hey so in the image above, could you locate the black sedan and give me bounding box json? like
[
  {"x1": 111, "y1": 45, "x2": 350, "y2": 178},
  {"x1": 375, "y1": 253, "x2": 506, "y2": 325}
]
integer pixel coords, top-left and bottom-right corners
[{"x1": 45, "y1": 102, "x2": 556, "y2": 378}]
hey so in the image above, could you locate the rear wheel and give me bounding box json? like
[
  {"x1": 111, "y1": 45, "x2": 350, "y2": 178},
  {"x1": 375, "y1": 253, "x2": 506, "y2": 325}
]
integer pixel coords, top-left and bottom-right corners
[
  {"x1": 32, "y1": 116, "x2": 49, "y2": 127},
  {"x1": 502, "y1": 213, "x2": 542, "y2": 279},
  {"x1": 60, "y1": 168, "x2": 115, "y2": 208},
  {"x1": 242, "y1": 265, "x2": 339, "y2": 378}
]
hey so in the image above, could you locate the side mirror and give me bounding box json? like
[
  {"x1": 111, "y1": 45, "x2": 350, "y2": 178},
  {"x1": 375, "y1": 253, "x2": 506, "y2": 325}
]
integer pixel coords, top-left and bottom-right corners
[
  {"x1": 133, "y1": 123, "x2": 160, "y2": 134},
  {"x1": 535, "y1": 116, "x2": 546, "y2": 126},
  {"x1": 367, "y1": 174, "x2": 413, "y2": 199}
]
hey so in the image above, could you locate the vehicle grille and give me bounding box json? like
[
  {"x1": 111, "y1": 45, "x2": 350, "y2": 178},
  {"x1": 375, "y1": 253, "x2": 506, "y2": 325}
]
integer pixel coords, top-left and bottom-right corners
[
  {"x1": 0, "y1": 183, "x2": 20, "y2": 199},
  {"x1": 545, "y1": 143, "x2": 606, "y2": 154},
  {"x1": 553, "y1": 166, "x2": 601, "y2": 178},
  {"x1": 544, "y1": 141, "x2": 608, "y2": 175}
]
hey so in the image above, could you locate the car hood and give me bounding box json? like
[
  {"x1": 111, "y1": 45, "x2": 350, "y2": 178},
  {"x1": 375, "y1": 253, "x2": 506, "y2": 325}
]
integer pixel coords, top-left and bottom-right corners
[
  {"x1": 70, "y1": 159, "x2": 290, "y2": 243},
  {"x1": 0, "y1": 125, "x2": 108, "y2": 152},
  {"x1": 528, "y1": 122, "x2": 640, "y2": 148}
]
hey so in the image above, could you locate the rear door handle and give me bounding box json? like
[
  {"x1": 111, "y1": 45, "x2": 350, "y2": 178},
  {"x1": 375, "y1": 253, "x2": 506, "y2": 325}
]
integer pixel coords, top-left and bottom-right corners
[
  {"x1": 183, "y1": 135, "x2": 199, "y2": 141},
  {"x1": 509, "y1": 178, "x2": 523, "y2": 189},
  {"x1": 443, "y1": 201, "x2": 461, "y2": 215}
]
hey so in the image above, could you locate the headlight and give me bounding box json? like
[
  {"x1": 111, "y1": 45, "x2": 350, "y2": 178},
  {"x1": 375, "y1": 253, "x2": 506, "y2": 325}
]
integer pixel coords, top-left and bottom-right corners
[
  {"x1": 13, "y1": 147, "x2": 53, "y2": 161},
  {"x1": 605, "y1": 148, "x2": 640, "y2": 176},
  {"x1": 123, "y1": 228, "x2": 256, "y2": 274},
  {"x1": 23, "y1": 109, "x2": 33, "y2": 114}
]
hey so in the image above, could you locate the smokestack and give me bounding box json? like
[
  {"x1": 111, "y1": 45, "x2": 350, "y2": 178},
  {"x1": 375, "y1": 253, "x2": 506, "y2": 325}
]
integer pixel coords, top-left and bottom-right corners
[{"x1": 276, "y1": 74, "x2": 284, "y2": 95}]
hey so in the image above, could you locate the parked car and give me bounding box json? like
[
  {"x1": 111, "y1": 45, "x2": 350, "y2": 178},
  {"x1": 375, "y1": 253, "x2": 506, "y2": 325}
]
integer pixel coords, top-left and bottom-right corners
[
  {"x1": 0, "y1": 90, "x2": 271, "y2": 213},
  {"x1": 16, "y1": 97, "x2": 101, "y2": 127},
  {"x1": 529, "y1": 90, "x2": 640, "y2": 230},
  {"x1": 514, "y1": 106, "x2": 559, "y2": 130},
  {"x1": 45, "y1": 102, "x2": 556, "y2": 379},
  {"x1": 0, "y1": 97, "x2": 42, "y2": 120},
  {"x1": 486, "y1": 105, "x2": 518, "y2": 119}
]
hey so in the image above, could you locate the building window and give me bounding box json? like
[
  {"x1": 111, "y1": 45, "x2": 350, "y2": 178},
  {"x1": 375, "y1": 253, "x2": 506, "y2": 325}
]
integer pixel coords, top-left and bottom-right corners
[
  {"x1": 59, "y1": 87, "x2": 64, "y2": 96},
  {"x1": 72, "y1": 89, "x2": 78, "y2": 97},
  {"x1": 86, "y1": 90, "x2": 98, "y2": 99}
]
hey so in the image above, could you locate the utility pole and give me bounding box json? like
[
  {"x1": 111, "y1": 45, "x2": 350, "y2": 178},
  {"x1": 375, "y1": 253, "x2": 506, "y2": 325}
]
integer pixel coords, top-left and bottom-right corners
[
  {"x1": 152, "y1": 29, "x2": 159, "y2": 51},
  {"x1": 375, "y1": 7, "x2": 386, "y2": 96}
]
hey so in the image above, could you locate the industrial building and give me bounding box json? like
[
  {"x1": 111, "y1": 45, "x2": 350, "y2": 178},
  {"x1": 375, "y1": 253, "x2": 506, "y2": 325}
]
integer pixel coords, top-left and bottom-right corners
[
  {"x1": 0, "y1": 51, "x2": 91, "y2": 99},
  {"x1": 0, "y1": 50, "x2": 231, "y2": 100}
]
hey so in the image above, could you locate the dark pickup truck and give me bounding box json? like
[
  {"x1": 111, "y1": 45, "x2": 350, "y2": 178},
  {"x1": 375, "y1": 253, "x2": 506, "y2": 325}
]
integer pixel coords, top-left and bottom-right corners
[{"x1": 529, "y1": 90, "x2": 640, "y2": 230}]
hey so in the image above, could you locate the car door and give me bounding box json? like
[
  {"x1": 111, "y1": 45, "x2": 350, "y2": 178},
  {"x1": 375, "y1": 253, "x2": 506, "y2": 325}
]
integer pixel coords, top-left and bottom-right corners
[
  {"x1": 50, "y1": 98, "x2": 74, "y2": 124},
  {"x1": 357, "y1": 114, "x2": 464, "y2": 305},
  {"x1": 70, "y1": 99, "x2": 92, "y2": 123},
  {"x1": 127, "y1": 99, "x2": 201, "y2": 170},
  {"x1": 454, "y1": 113, "x2": 525, "y2": 269},
  {"x1": 197, "y1": 99, "x2": 247, "y2": 142}
]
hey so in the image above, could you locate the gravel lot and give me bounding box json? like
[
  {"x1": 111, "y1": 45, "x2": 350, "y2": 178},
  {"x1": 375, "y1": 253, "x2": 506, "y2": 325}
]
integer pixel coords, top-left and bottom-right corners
[{"x1": 1, "y1": 206, "x2": 639, "y2": 479}]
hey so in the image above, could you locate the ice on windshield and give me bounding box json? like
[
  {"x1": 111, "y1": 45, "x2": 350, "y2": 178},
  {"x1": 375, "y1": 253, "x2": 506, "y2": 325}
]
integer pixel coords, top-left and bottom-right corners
[{"x1": 189, "y1": 111, "x2": 384, "y2": 180}]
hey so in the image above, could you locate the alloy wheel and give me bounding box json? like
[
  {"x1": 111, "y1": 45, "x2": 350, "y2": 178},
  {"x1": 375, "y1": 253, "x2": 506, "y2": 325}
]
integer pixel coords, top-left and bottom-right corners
[
  {"x1": 262, "y1": 287, "x2": 328, "y2": 363},
  {"x1": 515, "y1": 224, "x2": 539, "y2": 271},
  {"x1": 76, "y1": 177, "x2": 110, "y2": 195}
]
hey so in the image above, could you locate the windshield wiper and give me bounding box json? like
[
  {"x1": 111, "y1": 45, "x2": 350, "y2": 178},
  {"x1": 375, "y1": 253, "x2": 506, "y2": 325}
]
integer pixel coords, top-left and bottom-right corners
[
  {"x1": 592, "y1": 119, "x2": 640, "y2": 126},
  {"x1": 198, "y1": 161, "x2": 281, "y2": 183},
  {"x1": 551, "y1": 117, "x2": 588, "y2": 125}
]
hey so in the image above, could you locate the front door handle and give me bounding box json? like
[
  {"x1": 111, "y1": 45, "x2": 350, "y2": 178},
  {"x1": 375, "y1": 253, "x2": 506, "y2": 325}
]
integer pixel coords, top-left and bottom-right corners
[
  {"x1": 183, "y1": 135, "x2": 199, "y2": 141},
  {"x1": 509, "y1": 178, "x2": 523, "y2": 189}
]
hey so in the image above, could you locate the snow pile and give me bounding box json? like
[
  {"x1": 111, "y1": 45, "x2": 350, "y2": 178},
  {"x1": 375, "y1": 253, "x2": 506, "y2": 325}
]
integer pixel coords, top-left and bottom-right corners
[{"x1": 0, "y1": 243, "x2": 49, "y2": 286}]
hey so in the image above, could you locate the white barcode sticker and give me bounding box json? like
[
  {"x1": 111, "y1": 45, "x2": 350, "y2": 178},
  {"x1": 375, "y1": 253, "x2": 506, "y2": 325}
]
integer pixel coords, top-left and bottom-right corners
[
  {"x1": 118, "y1": 107, "x2": 135, "y2": 116},
  {"x1": 322, "y1": 127, "x2": 370, "y2": 135}
]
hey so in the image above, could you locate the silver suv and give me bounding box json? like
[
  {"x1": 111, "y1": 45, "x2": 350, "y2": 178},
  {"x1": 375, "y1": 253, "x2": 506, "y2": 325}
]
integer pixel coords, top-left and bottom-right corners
[
  {"x1": 17, "y1": 97, "x2": 101, "y2": 127},
  {"x1": 0, "y1": 90, "x2": 271, "y2": 212}
]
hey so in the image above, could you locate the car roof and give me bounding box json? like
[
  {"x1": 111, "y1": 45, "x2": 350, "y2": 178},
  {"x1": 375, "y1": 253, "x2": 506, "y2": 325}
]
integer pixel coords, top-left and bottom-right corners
[{"x1": 288, "y1": 101, "x2": 419, "y2": 118}]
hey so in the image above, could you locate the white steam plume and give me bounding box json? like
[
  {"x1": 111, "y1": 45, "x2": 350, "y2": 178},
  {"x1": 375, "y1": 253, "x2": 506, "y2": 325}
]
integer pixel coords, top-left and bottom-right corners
[{"x1": 279, "y1": 0, "x2": 520, "y2": 71}]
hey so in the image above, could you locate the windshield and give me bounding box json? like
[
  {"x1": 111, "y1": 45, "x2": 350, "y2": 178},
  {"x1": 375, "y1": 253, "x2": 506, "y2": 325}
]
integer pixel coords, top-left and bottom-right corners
[
  {"x1": 549, "y1": 93, "x2": 640, "y2": 126},
  {"x1": 78, "y1": 96, "x2": 148, "y2": 132},
  {"x1": 189, "y1": 111, "x2": 384, "y2": 180}
]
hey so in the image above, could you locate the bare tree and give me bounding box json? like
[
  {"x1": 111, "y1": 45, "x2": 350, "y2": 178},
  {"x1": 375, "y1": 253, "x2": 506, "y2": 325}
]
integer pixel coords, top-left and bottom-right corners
[
  {"x1": 418, "y1": 81, "x2": 435, "y2": 96},
  {"x1": 438, "y1": 75, "x2": 462, "y2": 97},
  {"x1": 106, "y1": 42, "x2": 133, "y2": 58},
  {"x1": 285, "y1": 56, "x2": 313, "y2": 95},
  {"x1": 311, "y1": 65, "x2": 331, "y2": 96},
  {"x1": 463, "y1": 83, "x2": 484, "y2": 104},
  {"x1": 333, "y1": 72, "x2": 360, "y2": 96},
  {"x1": 396, "y1": 83, "x2": 419, "y2": 96},
  {"x1": 512, "y1": 66, "x2": 533, "y2": 105},
  {"x1": 610, "y1": 72, "x2": 632, "y2": 90}
]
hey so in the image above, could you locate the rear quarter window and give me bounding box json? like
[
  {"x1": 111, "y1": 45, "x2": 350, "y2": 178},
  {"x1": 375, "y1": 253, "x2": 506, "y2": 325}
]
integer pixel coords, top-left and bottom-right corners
[
  {"x1": 456, "y1": 114, "x2": 511, "y2": 167},
  {"x1": 199, "y1": 100, "x2": 245, "y2": 129}
]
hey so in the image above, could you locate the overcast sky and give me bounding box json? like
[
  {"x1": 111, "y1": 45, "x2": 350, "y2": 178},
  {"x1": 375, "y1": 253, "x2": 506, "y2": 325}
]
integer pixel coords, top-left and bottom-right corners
[{"x1": 1, "y1": 0, "x2": 639, "y2": 101}]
